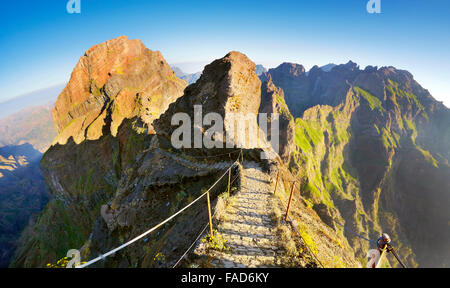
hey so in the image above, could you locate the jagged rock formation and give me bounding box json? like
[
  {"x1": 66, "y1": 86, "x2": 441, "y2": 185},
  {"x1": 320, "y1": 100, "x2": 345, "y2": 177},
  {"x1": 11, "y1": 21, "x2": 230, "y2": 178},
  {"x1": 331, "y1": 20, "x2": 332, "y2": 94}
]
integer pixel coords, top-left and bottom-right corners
[
  {"x1": 155, "y1": 52, "x2": 263, "y2": 150},
  {"x1": 12, "y1": 45, "x2": 362, "y2": 268},
  {"x1": 11, "y1": 37, "x2": 187, "y2": 267},
  {"x1": 263, "y1": 62, "x2": 450, "y2": 267},
  {"x1": 261, "y1": 61, "x2": 360, "y2": 118},
  {"x1": 10, "y1": 36, "x2": 449, "y2": 268},
  {"x1": 83, "y1": 52, "x2": 276, "y2": 267},
  {"x1": 52, "y1": 36, "x2": 187, "y2": 145},
  {"x1": 259, "y1": 79, "x2": 295, "y2": 161}
]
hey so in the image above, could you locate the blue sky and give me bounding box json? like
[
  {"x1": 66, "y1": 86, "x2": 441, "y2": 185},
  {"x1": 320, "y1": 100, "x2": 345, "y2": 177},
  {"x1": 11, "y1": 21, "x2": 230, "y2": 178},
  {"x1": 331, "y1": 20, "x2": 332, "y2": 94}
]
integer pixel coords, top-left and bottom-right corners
[{"x1": 0, "y1": 0, "x2": 449, "y2": 106}]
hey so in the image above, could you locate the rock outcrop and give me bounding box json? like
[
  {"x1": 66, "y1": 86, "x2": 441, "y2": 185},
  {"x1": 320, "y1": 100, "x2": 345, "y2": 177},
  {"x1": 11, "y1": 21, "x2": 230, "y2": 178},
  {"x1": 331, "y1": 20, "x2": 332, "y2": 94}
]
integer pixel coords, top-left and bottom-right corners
[
  {"x1": 11, "y1": 37, "x2": 187, "y2": 267},
  {"x1": 259, "y1": 79, "x2": 294, "y2": 161},
  {"x1": 155, "y1": 51, "x2": 263, "y2": 150},
  {"x1": 52, "y1": 36, "x2": 187, "y2": 145}
]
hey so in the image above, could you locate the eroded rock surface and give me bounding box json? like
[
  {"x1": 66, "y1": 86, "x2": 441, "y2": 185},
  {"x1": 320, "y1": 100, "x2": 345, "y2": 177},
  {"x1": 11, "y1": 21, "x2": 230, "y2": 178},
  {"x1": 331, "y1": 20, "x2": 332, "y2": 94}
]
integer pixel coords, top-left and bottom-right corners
[{"x1": 52, "y1": 36, "x2": 187, "y2": 144}]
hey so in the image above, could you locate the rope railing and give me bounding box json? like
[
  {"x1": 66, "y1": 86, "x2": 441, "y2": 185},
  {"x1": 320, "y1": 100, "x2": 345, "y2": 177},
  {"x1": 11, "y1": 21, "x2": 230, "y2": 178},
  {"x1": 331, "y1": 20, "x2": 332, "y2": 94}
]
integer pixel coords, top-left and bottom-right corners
[
  {"x1": 77, "y1": 153, "x2": 241, "y2": 268},
  {"x1": 172, "y1": 172, "x2": 241, "y2": 268}
]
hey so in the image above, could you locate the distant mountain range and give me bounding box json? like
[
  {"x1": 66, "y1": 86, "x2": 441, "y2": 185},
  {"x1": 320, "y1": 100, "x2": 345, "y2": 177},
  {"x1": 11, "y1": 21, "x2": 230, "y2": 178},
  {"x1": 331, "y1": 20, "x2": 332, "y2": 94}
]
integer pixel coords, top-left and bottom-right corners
[
  {"x1": 171, "y1": 64, "x2": 268, "y2": 84},
  {"x1": 0, "y1": 104, "x2": 57, "y2": 153},
  {"x1": 171, "y1": 66, "x2": 202, "y2": 84},
  {"x1": 0, "y1": 84, "x2": 64, "y2": 119},
  {"x1": 256, "y1": 64, "x2": 267, "y2": 76},
  {"x1": 319, "y1": 63, "x2": 337, "y2": 72}
]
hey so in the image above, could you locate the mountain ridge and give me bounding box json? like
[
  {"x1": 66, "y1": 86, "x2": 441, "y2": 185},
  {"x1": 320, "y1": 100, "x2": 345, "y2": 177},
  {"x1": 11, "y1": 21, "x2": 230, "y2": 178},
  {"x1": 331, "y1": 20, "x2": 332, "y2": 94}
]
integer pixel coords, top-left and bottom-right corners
[{"x1": 9, "y1": 37, "x2": 450, "y2": 268}]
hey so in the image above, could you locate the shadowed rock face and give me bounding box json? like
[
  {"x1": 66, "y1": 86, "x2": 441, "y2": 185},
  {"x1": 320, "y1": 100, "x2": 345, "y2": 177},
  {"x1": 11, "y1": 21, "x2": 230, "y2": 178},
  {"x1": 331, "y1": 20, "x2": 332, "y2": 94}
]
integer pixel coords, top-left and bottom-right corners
[
  {"x1": 0, "y1": 144, "x2": 49, "y2": 267},
  {"x1": 52, "y1": 36, "x2": 187, "y2": 145},
  {"x1": 155, "y1": 51, "x2": 262, "y2": 149},
  {"x1": 259, "y1": 79, "x2": 294, "y2": 161},
  {"x1": 261, "y1": 61, "x2": 361, "y2": 118}
]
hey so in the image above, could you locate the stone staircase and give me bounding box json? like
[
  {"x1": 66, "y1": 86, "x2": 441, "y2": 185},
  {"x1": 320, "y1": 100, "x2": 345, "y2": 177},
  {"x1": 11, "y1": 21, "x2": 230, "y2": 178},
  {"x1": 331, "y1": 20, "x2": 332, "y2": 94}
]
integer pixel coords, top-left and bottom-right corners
[{"x1": 192, "y1": 161, "x2": 286, "y2": 268}]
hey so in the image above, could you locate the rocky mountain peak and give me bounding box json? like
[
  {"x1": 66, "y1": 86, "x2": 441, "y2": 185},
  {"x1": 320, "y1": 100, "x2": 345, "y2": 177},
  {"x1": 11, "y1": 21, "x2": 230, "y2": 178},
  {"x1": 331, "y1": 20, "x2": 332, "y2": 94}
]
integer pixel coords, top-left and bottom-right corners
[
  {"x1": 52, "y1": 36, "x2": 187, "y2": 145},
  {"x1": 154, "y1": 51, "x2": 262, "y2": 148},
  {"x1": 275, "y1": 62, "x2": 306, "y2": 77}
]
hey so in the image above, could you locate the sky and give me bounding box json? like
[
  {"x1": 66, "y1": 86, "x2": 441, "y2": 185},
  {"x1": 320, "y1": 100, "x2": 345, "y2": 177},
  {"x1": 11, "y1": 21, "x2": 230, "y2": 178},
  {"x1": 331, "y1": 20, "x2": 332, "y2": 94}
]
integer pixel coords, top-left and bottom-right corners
[{"x1": 0, "y1": 0, "x2": 449, "y2": 107}]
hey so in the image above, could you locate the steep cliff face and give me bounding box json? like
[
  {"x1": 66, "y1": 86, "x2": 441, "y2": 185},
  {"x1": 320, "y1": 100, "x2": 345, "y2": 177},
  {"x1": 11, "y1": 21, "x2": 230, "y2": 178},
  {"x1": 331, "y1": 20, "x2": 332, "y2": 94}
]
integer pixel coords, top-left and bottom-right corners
[
  {"x1": 68, "y1": 51, "x2": 360, "y2": 268},
  {"x1": 259, "y1": 79, "x2": 295, "y2": 161},
  {"x1": 11, "y1": 37, "x2": 187, "y2": 267},
  {"x1": 0, "y1": 144, "x2": 49, "y2": 267},
  {"x1": 13, "y1": 46, "x2": 362, "y2": 268},
  {"x1": 85, "y1": 52, "x2": 267, "y2": 267},
  {"x1": 264, "y1": 63, "x2": 450, "y2": 267},
  {"x1": 11, "y1": 36, "x2": 448, "y2": 267},
  {"x1": 155, "y1": 52, "x2": 262, "y2": 150},
  {"x1": 52, "y1": 36, "x2": 187, "y2": 145},
  {"x1": 261, "y1": 61, "x2": 360, "y2": 118}
]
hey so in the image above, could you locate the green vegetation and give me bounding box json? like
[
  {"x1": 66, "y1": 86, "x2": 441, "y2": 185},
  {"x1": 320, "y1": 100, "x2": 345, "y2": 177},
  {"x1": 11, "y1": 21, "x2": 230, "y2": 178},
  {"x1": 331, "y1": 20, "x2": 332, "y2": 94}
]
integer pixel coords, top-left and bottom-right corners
[
  {"x1": 294, "y1": 118, "x2": 323, "y2": 153},
  {"x1": 275, "y1": 94, "x2": 294, "y2": 121},
  {"x1": 298, "y1": 223, "x2": 319, "y2": 255},
  {"x1": 381, "y1": 128, "x2": 398, "y2": 149},
  {"x1": 203, "y1": 230, "x2": 229, "y2": 252},
  {"x1": 417, "y1": 147, "x2": 438, "y2": 168},
  {"x1": 354, "y1": 87, "x2": 384, "y2": 112},
  {"x1": 89, "y1": 79, "x2": 102, "y2": 96},
  {"x1": 387, "y1": 79, "x2": 425, "y2": 111}
]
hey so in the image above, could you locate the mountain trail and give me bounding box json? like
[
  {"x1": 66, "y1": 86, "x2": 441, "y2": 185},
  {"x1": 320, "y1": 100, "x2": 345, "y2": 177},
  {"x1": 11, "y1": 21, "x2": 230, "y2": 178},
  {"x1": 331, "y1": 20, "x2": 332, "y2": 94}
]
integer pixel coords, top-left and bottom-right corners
[{"x1": 193, "y1": 161, "x2": 286, "y2": 268}]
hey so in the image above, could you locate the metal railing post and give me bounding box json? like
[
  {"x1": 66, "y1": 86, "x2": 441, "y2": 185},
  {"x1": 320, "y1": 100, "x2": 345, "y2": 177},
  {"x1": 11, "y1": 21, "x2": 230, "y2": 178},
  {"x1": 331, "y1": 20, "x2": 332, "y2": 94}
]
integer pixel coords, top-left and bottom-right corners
[
  {"x1": 285, "y1": 181, "x2": 295, "y2": 221},
  {"x1": 206, "y1": 191, "x2": 213, "y2": 238},
  {"x1": 227, "y1": 167, "x2": 231, "y2": 197},
  {"x1": 273, "y1": 171, "x2": 280, "y2": 196}
]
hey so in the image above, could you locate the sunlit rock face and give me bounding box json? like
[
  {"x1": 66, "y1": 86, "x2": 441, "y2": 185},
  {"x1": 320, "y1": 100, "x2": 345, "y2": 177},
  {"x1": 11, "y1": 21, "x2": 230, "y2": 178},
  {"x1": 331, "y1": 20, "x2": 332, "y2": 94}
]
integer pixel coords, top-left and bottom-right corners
[{"x1": 52, "y1": 36, "x2": 187, "y2": 145}]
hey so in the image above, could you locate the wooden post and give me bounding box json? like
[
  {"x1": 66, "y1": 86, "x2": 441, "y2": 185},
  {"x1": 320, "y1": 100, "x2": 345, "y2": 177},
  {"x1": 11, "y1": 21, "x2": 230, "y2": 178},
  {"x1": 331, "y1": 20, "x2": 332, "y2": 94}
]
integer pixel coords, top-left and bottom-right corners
[
  {"x1": 273, "y1": 171, "x2": 280, "y2": 196},
  {"x1": 227, "y1": 166, "x2": 231, "y2": 197},
  {"x1": 285, "y1": 181, "x2": 295, "y2": 221},
  {"x1": 206, "y1": 191, "x2": 213, "y2": 238},
  {"x1": 240, "y1": 150, "x2": 244, "y2": 164}
]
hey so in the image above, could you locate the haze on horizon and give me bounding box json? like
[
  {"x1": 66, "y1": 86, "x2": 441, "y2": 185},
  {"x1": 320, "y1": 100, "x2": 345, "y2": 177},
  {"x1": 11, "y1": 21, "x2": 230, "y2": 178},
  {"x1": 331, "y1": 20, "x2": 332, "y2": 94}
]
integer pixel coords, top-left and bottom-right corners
[{"x1": 1, "y1": 0, "x2": 449, "y2": 108}]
